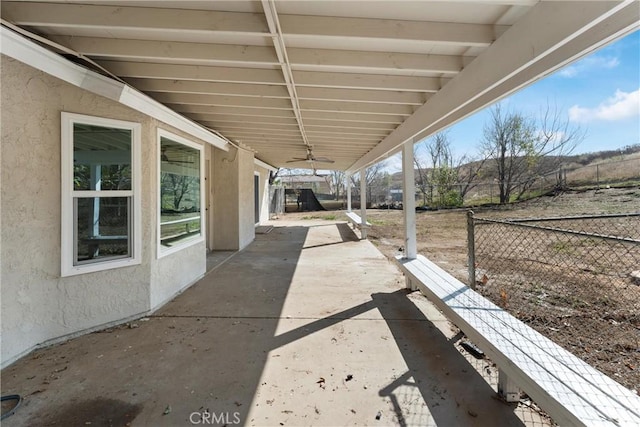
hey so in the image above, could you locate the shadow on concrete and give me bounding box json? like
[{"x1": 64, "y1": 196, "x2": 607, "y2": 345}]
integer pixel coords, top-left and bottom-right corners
[
  {"x1": 3, "y1": 226, "x2": 311, "y2": 426},
  {"x1": 2, "y1": 223, "x2": 525, "y2": 426},
  {"x1": 373, "y1": 290, "x2": 524, "y2": 426}
]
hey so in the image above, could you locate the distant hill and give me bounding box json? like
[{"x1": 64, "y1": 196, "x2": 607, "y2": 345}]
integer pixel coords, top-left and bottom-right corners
[{"x1": 390, "y1": 144, "x2": 640, "y2": 186}]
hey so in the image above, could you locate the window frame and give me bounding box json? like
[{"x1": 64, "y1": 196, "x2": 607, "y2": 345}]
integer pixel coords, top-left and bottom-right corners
[
  {"x1": 157, "y1": 129, "x2": 205, "y2": 258},
  {"x1": 61, "y1": 112, "x2": 142, "y2": 277}
]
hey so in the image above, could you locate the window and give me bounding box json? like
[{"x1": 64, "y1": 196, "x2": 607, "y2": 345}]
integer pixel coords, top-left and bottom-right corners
[
  {"x1": 61, "y1": 113, "x2": 141, "y2": 276},
  {"x1": 158, "y1": 130, "x2": 204, "y2": 256}
]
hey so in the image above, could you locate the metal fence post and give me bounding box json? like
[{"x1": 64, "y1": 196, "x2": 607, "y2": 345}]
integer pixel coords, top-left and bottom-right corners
[{"x1": 467, "y1": 210, "x2": 476, "y2": 289}]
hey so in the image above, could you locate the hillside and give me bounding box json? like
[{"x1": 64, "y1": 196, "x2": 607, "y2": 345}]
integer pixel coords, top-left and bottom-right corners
[{"x1": 390, "y1": 144, "x2": 640, "y2": 186}]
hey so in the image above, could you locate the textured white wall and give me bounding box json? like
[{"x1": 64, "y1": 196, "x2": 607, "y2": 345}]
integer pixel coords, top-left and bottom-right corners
[
  {"x1": 212, "y1": 146, "x2": 240, "y2": 250},
  {"x1": 210, "y1": 146, "x2": 257, "y2": 250},
  {"x1": 0, "y1": 57, "x2": 207, "y2": 366},
  {"x1": 237, "y1": 149, "x2": 256, "y2": 250},
  {"x1": 255, "y1": 166, "x2": 271, "y2": 223},
  {"x1": 150, "y1": 242, "x2": 205, "y2": 309}
]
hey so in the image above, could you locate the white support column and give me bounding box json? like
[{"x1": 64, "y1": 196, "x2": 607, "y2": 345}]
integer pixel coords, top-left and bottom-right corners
[
  {"x1": 346, "y1": 173, "x2": 352, "y2": 212},
  {"x1": 402, "y1": 140, "x2": 417, "y2": 260},
  {"x1": 402, "y1": 140, "x2": 417, "y2": 290},
  {"x1": 359, "y1": 169, "x2": 367, "y2": 239}
]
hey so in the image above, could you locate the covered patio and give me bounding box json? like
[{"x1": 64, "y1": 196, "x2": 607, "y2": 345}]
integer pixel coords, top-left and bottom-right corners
[
  {"x1": 0, "y1": 219, "x2": 547, "y2": 426},
  {"x1": 2, "y1": 1, "x2": 639, "y2": 425}
]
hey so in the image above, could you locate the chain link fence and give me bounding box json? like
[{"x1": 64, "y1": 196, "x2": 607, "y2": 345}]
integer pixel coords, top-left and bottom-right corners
[{"x1": 469, "y1": 212, "x2": 640, "y2": 390}]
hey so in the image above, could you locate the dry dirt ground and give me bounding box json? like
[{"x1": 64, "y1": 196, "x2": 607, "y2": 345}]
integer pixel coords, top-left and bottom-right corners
[{"x1": 287, "y1": 187, "x2": 640, "y2": 392}]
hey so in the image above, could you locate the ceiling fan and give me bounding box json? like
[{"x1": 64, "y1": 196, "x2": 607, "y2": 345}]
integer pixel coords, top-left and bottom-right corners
[
  {"x1": 161, "y1": 148, "x2": 194, "y2": 164},
  {"x1": 286, "y1": 149, "x2": 334, "y2": 164}
]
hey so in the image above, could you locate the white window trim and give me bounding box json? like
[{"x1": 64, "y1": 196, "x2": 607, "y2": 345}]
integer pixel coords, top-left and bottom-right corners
[
  {"x1": 157, "y1": 129, "x2": 205, "y2": 258},
  {"x1": 61, "y1": 112, "x2": 142, "y2": 277}
]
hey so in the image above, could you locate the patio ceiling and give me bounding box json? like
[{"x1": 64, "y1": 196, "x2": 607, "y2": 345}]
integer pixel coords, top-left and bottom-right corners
[{"x1": 1, "y1": 1, "x2": 638, "y2": 172}]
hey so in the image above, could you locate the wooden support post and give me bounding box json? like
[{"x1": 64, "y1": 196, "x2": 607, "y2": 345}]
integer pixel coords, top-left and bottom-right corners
[
  {"x1": 402, "y1": 140, "x2": 417, "y2": 290},
  {"x1": 498, "y1": 369, "x2": 521, "y2": 402},
  {"x1": 359, "y1": 169, "x2": 367, "y2": 239},
  {"x1": 346, "y1": 173, "x2": 352, "y2": 213},
  {"x1": 402, "y1": 140, "x2": 417, "y2": 259}
]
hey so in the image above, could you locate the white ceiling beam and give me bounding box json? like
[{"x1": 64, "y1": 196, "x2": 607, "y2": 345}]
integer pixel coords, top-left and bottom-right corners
[
  {"x1": 216, "y1": 128, "x2": 303, "y2": 136},
  {"x1": 288, "y1": 48, "x2": 463, "y2": 75},
  {"x1": 189, "y1": 114, "x2": 295, "y2": 129},
  {"x1": 301, "y1": 111, "x2": 405, "y2": 124},
  {"x1": 270, "y1": 153, "x2": 358, "y2": 159},
  {"x1": 305, "y1": 121, "x2": 396, "y2": 131},
  {"x1": 179, "y1": 108, "x2": 295, "y2": 120},
  {"x1": 296, "y1": 87, "x2": 427, "y2": 105},
  {"x1": 98, "y1": 61, "x2": 286, "y2": 85},
  {"x1": 151, "y1": 93, "x2": 293, "y2": 109},
  {"x1": 211, "y1": 125, "x2": 302, "y2": 135},
  {"x1": 255, "y1": 147, "x2": 372, "y2": 155},
  {"x1": 223, "y1": 133, "x2": 304, "y2": 143},
  {"x1": 293, "y1": 70, "x2": 447, "y2": 92},
  {"x1": 279, "y1": 14, "x2": 496, "y2": 46},
  {"x1": 347, "y1": 1, "x2": 638, "y2": 173},
  {"x1": 305, "y1": 133, "x2": 384, "y2": 142},
  {"x1": 199, "y1": 121, "x2": 300, "y2": 132},
  {"x1": 261, "y1": 0, "x2": 311, "y2": 153},
  {"x1": 300, "y1": 100, "x2": 414, "y2": 116},
  {"x1": 307, "y1": 137, "x2": 380, "y2": 145},
  {"x1": 125, "y1": 78, "x2": 289, "y2": 98},
  {"x1": 305, "y1": 128, "x2": 388, "y2": 138},
  {"x1": 49, "y1": 36, "x2": 279, "y2": 66},
  {"x1": 253, "y1": 142, "x2": 375, "y2": 151},
  {"x1": 197, "y1": 117, "x2": 299, "y2": 126},
  {"x1": 3, "y1": 2, "x2": 269, "y2": 35},
  {"x1": 223, "y1": 129, "x2": 380, "y2": 144},
  {"x1": 0, "y1": 25, "x2": 229, "y2": 151}
]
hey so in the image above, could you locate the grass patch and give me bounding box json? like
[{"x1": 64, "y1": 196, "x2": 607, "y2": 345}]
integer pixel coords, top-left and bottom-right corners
[
  {"x1": 551, "y1": 241, "x2": 575, "y2": 254},
  {"x1": 300, "y1": 214, "x2": 337, "y2": 220},
  {"x1": 369, "y1": 219, "x2": 387, "y2": 226}
]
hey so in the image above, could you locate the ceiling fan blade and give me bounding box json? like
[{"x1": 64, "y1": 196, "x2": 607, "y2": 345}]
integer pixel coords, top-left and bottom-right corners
[
  {"x1": 313, "y1": 157, "x2": 335, "y2": 163},
  {"x1": 286, "y1": 158, "x2": 308, "y2": 163}
]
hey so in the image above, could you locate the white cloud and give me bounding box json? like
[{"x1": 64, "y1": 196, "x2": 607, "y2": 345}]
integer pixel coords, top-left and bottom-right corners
[
  {"x1": 558, "y1": 55, "x2": 620, "y2": 78},
  {"x1": 569, "y1": 89, "x2": 640, "y2": 123},
  {"x1": 384, "y1": 152, "x2": 403, "y2": 173}
]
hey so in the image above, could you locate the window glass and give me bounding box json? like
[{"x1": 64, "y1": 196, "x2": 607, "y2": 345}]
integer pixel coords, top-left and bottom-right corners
[
  {"x1": 159, "y1": 136, "x2": 201, "y2": 249},
  {"x1": 62, "y1": 113, "x2": 140, "y2": 276},
  {"x1": 75, "y1": 197, "x2": 130, "y2": 264},
  {"x1": 73, "y1": 124, "x2": 131, "y2": 191}
]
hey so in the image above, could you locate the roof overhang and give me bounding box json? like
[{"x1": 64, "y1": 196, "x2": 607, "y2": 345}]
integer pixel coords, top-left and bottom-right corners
[{"x1": 1, "y1": 1, "x2": 637, "y2": 172}]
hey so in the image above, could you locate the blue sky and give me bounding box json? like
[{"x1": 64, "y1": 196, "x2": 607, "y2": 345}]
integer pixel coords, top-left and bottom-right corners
[{"x1": 387, "y1": 30, "x2": 640, "y2": 172}]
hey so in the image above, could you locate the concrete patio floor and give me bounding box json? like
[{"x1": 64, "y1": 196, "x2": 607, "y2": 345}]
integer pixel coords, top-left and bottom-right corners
[{"x1": 1, "y1": 219, "x2": 550, "y2": 426}]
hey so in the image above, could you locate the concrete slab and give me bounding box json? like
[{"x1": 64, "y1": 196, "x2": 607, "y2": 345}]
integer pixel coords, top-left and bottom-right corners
[{"x1": 0, "y1": 220, "x2": 551, "y2": 426}]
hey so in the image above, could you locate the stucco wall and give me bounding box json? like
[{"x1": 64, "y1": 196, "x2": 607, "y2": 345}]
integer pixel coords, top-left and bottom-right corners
[
  {"x1": 238, "y1": 149, "x2": 256, "y2": 250},
  {"x1": 254, "y1": 165, "x2": 271, "y2": 223},
  {"x1": 211, "y1": 146, "x2": 240, "y2": 250},
  {"x1": 210, "y1": 146, "x2": 257, "y2": 250},
  {"x1": 0, "y1": 56, "x2": 207, "y2": 366},
  {"x1": 150, "y1": 242, "x2": 205, "y2": 309}
]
